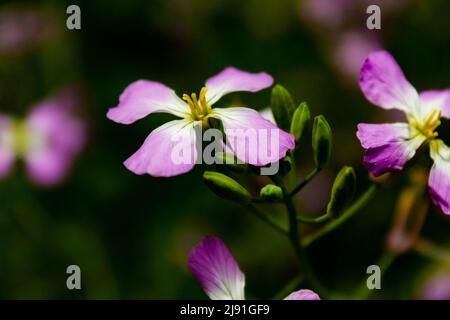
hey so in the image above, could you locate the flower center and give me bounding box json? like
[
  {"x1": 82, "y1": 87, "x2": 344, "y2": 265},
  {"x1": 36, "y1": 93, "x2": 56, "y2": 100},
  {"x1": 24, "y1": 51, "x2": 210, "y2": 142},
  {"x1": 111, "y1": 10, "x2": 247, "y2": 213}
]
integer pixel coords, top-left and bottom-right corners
[
  {"x1": 182, "y1": 87, "x2": 211, "y2": 121},
  {"x1": 12, "y1": 119, "x2": 30, "y2": 156},
  {"x1": 412, "y1": 108, "x2": 442, "y2": 139}
]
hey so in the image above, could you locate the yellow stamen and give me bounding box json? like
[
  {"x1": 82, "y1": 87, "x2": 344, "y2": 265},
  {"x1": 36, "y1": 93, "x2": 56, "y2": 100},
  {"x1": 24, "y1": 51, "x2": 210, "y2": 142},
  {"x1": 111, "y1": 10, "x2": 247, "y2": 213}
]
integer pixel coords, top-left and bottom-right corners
[
  {"x1": 182, "y1": 93, "x2": 197, "y2": 116},
  {"x1": 182, "y1": 87, "x2": 211, "y2": 121},
  {"x1": 423, "y1": 109, "x2": 441, "y2": 129},
  {"x1": 412, "y1": 108, "x2": 442, "y2": 139},
  {"x1": 199, "y1": 87, "x2": 209, "y2": 114}
]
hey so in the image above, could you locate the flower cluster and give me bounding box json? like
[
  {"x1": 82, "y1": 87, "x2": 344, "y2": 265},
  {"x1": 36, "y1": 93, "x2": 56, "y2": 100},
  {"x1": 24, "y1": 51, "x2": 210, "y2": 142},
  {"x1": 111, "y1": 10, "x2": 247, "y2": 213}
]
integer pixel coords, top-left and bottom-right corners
[{"x1": 105, "y1": 54, "x2": 449, "y2": 300}]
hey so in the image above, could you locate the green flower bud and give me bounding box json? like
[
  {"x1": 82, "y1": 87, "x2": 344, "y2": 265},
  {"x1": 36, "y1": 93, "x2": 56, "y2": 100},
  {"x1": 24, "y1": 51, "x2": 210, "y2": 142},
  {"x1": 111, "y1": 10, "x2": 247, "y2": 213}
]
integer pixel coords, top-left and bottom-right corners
[
  {"x1": 260, "y1": 184, "x2": 284, "y2": 202},
  {"x1": 270, "y1": 84, "x2": 295, "y2": 131},
  {"x1": 290, "y1": 102, "x2": 310, "y2": 142},
  {"x1": 312, "y1": 115, "x2": 332, "y2": 169},
  {"x1": 327, "y1": 166, "x2": 356, "y2": 218},
  {"x1": 203, "y1": 171, "x2": 251, "y2": 204}
]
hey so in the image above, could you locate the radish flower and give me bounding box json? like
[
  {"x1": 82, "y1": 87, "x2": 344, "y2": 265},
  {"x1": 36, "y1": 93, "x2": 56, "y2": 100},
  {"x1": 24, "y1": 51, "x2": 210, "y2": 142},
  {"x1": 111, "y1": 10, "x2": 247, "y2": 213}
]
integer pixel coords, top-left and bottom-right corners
[
  {"x1": 188, "y1": 236, "x2": 320, "y2": 300},
  {"x1": 0, "y1": 90, "x2": 86, "y2": 186},
  {"x1": 107, "y1": 67, "x2": 295, "y2": 177},
  {"x1": 357, "y1": 50, "x2": 450, "y2": 214}
]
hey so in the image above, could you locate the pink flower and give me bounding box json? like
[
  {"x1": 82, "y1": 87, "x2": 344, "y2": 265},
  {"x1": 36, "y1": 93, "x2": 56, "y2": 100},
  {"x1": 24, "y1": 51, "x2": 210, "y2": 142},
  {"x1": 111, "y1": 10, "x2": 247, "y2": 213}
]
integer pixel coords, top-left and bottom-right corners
[
  {"x1": 0, "y1": 89, "x2": 86, "y2": 186},
  {"x1": 357, "y1": 50, "x2": 450, "y2": 214},
  {"x1": 107, "y1": 67, "x2": 295, "y2": 177},
  {"x1": 188, "y1": 236, "x2": 320, "y2": 300}
]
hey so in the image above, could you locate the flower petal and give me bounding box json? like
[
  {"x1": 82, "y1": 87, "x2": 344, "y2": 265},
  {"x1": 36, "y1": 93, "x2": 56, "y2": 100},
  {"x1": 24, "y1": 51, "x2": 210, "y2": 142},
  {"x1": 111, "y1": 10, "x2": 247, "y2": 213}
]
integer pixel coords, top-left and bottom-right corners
[
  {"x1": 205, "y1": 67, "x2": 273, "y2": 105},
  {"x1": 429, "y1": 140, "x2": 450, "y2": 215},
  {"x1": 360, "y1": 51, "x2": 419, "y2": 113},
  {"x1": 107, "y1": 80, "x2": 189, "y2": 124},
  {"x1": 124, "y1": 119, "x2": 198, "y2": 177},
  {"x1": 357, "y1": 123, "x2": 425, "y2": 176},
  {"x1": 25, "y1": 95, "x2": 86, "y2": 186},
  {"x1": 188, "y1": 236, "x2": 245, "y2": 300},
  {"x1": 259, "y1": 107, "x2": 276, "y2": 125},
  {"x1": 211, "y1": 107, "x2": 295, "y2": 166},
  {"x1": 419, "y1": 89, "x2": 450, "y2": 119},
  {"x1": 284, "y1": 289, "x2": 320, "y2": 300},
  {"x1": 0, "y1": 114, "x2": 15, "y2": 178}
]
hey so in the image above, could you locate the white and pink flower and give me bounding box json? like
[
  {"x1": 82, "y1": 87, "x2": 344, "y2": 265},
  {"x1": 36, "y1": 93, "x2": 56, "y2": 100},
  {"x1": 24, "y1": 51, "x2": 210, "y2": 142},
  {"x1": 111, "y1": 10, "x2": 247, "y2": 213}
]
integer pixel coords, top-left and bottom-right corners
[
  {"x1": 188, "y1": 236, "x2": 320, "y2": 300},
  {"x1": 357, "y1": 50, "x2": 450, "y2": 215},
  {"x1": 107, "y1": 67, "x2": 295, "y2": 177}
]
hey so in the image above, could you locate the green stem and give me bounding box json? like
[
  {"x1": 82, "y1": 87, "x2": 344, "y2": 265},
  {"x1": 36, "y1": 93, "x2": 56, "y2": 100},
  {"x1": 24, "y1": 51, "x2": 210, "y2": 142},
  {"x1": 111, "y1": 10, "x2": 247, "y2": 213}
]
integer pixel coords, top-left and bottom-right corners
[
  {"x1": 413, "y1": 239, "x2": 450, "y2": 264},
  {"x1": 289, "y1": 167, "x2": 321, "y2": 197},
  {"x1": 245, "y1": 204, "x2": 287, "y2": 236},
  {"x1": 297, "y1": 213, "x2": 331, "y2": 224},
  {"x1": 279, "y1": 181, "x2": 329, "y2": 297},
  {"x1": 302, "y1": 184, "x2": 377, "y2": 247}
]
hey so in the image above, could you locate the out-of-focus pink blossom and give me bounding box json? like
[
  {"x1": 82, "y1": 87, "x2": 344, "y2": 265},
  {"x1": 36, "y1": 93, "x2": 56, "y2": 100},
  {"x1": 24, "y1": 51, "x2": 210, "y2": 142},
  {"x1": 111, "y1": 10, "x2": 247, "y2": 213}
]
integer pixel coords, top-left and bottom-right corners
[
  {"x1": 0, "y1": 88, "x2": 86, "y2": 186},
  {"x1": 333, "y1": 31, "x2": 381, "y2": 81},
  {"x1": 420, "y1": 270, "x2": 450, "y2": 300},
  {"x1": 0, "y1": 8, "x2": 56, "y2": 55}
]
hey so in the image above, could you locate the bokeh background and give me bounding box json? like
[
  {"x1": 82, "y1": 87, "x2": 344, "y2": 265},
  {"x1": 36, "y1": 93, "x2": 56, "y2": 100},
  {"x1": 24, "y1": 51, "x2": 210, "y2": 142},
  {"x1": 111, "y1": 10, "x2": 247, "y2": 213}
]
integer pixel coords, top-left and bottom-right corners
[{"x1": 0, "y1": 0, "x2": 449, "y2": 299}]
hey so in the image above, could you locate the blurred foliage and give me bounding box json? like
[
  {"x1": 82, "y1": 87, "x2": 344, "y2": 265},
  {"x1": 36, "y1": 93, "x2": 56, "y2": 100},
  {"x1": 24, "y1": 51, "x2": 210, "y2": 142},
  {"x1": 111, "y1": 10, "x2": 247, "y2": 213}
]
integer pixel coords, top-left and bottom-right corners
[{"x1": 0, "y1": 0, "x2": 449, "y2": 299}]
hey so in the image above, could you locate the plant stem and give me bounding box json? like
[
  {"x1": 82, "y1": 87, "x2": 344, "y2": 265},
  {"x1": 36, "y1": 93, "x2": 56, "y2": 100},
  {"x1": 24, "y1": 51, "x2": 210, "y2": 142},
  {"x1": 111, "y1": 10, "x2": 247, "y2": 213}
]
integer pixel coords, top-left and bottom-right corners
[
  {"x1": 289, "y1": 167, "x2": 321, "y2": 197},
  {"x1": 279, "y1": 181, "x2": 329, "y2": 297},
  {"x1": 413, "y1": 238, "x2": 450, "y2": 264},
  {"x1": 297, "y1": 213, "x2": 331, "y2": 224},
  {"x1": 245, "y1": 204, "x2": 287, "y2": 236},
  {"x1": 302, "y1": 184, "x2": 377, "y2": 247}
]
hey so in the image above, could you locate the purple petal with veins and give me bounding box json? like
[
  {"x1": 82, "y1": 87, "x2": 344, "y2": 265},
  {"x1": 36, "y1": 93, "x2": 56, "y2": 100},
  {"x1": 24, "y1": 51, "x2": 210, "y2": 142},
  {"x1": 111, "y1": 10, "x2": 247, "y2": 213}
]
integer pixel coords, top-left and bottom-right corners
[
  {"x1": 357, "y1": 123, "x2": 424, "y2": 176},
  {"x1": 284, "y1": 289, "x2": 320, "y2": 300},
  {"x1": 188, "y1": 236, "x2": 245, "y2": 300},
  {"x1": 360, "y1": 50, "x2": 419, "y2": 112}
]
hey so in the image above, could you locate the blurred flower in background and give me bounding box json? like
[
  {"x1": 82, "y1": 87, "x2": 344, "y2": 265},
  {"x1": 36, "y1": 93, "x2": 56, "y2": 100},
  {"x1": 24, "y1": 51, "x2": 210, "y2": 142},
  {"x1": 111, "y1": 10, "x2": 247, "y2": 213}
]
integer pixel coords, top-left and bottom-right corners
[
  {"x1": 419, "y1": 269, "x2": 450, "y2": 300},
  {"x1": 0, "y1": 6, "x2": 58, "y2": 56},
  {"x1": 299, "y1": 0, "x2": 410, "y2": 84},
  {"x1": 0, "y1": 88, "x2": 86, "y2": 186}
]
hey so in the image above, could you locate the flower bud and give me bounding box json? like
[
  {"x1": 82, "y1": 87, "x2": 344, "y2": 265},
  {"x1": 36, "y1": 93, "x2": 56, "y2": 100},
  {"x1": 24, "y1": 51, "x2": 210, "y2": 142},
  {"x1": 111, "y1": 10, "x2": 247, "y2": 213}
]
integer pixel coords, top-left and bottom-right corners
[
  {"x1": 260, "y1": 184, "x2": 284, "y2": 202},
  {"x1": 326, "y1": 166, "x2": 356, "y2": 218},
  {"x1": 312, "y1": 115, "x2": 332, "y2": 169},
  {"x1": 203, "y1": 171, "x2": 251, "y2": 204},
  {"x1": 270, "y1": 84, "x2": 295, "y2": 131},
  {"x1": 290, "y1": 102, "x2": 310, "y2": 142}
]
